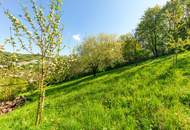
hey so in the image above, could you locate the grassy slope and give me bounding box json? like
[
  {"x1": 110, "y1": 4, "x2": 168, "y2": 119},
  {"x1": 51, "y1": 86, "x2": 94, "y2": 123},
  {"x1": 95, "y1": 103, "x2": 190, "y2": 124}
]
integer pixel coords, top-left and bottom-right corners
[{"x1": 1, "y1": 52, "x2": 190, "y2": 130}]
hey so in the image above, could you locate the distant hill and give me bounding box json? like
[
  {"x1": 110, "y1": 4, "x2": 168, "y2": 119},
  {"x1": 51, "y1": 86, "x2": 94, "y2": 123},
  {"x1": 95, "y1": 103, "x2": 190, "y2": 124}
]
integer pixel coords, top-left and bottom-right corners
[{"x1": 0, "y1": 51, "x2": 40, "y2": 62}]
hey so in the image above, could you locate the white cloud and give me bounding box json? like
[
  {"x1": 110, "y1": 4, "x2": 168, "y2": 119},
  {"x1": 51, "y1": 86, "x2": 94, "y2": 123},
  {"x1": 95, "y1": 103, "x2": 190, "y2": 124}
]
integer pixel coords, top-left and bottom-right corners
[{"x1": 72, "y1": 34, "x2": 81, "y2": 42}]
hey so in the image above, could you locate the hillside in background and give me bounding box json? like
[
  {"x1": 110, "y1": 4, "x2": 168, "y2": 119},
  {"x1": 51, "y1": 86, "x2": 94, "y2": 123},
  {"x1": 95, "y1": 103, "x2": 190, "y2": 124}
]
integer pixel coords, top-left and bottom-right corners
[
  {"x1": 0, "y1": 51, "x2": 190, "y2": 129},
  {"x1": 0, "y1": 52, "x2": 40, "y2": 62}
]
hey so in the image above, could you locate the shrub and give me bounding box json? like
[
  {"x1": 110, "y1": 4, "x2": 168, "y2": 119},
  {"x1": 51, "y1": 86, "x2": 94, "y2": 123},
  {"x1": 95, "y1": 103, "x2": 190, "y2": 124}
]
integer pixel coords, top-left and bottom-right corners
[{"x1": 0, "y1": 77, "x2": 28, "y2": 101}]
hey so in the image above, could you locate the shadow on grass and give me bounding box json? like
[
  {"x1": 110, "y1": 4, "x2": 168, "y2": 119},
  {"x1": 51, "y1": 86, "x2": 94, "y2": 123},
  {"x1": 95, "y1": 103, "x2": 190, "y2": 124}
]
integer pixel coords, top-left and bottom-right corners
[
  {"x1": 26, "y1": 75, "x2": 95, "y2": 101},
  {"x1": 26, "y1": 63, "x2": 143, "y2": 102},
  {"x1": 46, "y1": 65, "x2": 146, "y2": 98},
  {"x1": 25, "y1": 52, "x2": 182, "y2": 102}
]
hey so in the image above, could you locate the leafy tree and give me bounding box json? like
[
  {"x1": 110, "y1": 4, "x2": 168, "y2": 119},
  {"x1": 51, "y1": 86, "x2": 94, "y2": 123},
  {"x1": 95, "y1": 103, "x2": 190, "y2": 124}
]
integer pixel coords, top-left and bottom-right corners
[
  {"x1": 5, "y1": 0, "x2": 63, "y2": 125},
  {"x1": 136, "y1": 5, "x2": 167, "y2": 57},
  {"x1": 177, "y1": 0, "x2": 190, "y2": 49},
  {"x1": 66, "y1": 54, "x2": 84, "y2": 79},
  {"x1": 78, "y1": 34, "x2": 123, "y2": 76},
  {"x1": 47, "y1": 54, "x2": 78, "y2": 84},
  {"x1": 162, "y1": 0, "x2": 184, "y2": 65},
  {"x1": 119, "y1": 33, "x2": 142, "y2": 64}
]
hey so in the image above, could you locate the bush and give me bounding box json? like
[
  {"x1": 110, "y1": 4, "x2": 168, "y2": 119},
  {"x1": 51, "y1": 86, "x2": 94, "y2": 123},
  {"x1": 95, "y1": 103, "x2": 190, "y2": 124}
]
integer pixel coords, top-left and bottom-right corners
[{"x1": 0, "y1": 77, "x2": 28, "y2": 101}]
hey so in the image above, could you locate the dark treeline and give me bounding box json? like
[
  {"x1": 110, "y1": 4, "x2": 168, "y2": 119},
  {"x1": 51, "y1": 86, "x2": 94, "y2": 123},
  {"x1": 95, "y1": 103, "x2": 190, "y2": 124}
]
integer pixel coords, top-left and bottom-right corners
[{"x1": 47, "y1": 0, "x2": 190, "y2": 84}]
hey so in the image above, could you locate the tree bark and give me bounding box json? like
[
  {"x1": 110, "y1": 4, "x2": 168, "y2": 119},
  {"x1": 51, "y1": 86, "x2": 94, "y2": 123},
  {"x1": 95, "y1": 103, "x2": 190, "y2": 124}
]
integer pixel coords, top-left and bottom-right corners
[
  {"x1": 36, "y1": 81, "x2": 45, "y2": 125},
  {"x1": 36, "y1": 57, "x2": 45, "y2": 125},
  {"x1": 92, "y1": 65, "x2": 98, "y2": 77}
]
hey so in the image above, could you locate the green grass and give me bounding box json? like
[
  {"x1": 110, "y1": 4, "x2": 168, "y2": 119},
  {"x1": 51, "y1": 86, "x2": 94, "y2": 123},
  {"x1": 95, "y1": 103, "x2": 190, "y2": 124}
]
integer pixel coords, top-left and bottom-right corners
[{"x1": 1, "y1": 51, "x2": 190, "y2": 130}]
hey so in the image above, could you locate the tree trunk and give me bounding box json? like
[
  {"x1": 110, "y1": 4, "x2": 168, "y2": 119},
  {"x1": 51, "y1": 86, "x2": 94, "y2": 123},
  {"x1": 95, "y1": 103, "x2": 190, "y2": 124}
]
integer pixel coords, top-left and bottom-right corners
[
  {"x1": 35, "y1": 82, "x2": 45, "y2": 125},
  {"x1": 153, "y1": 28, "x2": 159, "y2": 57},
  {"x1": 152, "y1": 48, "x2": 157, "y2": 58},
  {"x1": 93, "y1": 68, "x2": 97, "y2": 77},
  {"x1": 175, "y1": 52, "x2": 178, "y2": 66},
  {"x1": 92, "y1": 65, "x2": 98, "y2": 77},
  {"x1": 154, "y1": 45, "x2": 158, "y2": 57},
  {"x1": 173, "y1": 42, "x2": 178, "y2": 67},
  {"x1": 173, "y1": 55, "x2": 175, "y2": 66},
  {"x1": 134, "y1": 42, "x2": 137, "y2": 66},
  {"x1": 173, "y1": 52, "x2": 178, "y2": 67},
  {"x1": 36, "y1": 57, "x2": 45, "y2": 125}
]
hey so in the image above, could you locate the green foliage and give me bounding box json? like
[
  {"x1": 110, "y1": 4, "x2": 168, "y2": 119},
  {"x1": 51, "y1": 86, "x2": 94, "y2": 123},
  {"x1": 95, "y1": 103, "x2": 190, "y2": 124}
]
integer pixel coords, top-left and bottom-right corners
[
  {"x1": 46, "y1": 55, "x2": 78, "y2": 84},
  {"x1": 135, "y1": 0, "x2": 190, "y2": 58},
  {"x1": 136, "y1": 5, "x2": 167, "y2": 57},
  {"x1": 0, "y1": 77, "x2": 28, "y2": 101},
  {"x1": 162, "y1": 0, "x2": 185, "y2": 50},
  {"x1": 78, "y1": 34, "x2": 124, "y2": 76},
  {"x1": 119, "y1": 33, "x2": 145, "y2": 62}
]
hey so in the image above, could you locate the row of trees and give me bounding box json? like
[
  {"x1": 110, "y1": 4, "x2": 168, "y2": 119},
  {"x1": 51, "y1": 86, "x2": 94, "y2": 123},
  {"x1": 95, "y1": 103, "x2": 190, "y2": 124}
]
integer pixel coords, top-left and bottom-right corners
[
  {"x1": 47, "y1": 33, "x2": 144, "y2": 84},
  {"x1": 49, "y1": 0, "x2": 190, "y2": 84}
]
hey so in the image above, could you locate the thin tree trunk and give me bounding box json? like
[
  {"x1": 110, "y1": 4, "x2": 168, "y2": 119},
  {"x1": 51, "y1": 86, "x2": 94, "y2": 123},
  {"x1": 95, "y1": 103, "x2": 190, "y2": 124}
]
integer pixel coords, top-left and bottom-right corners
[
  {"x1": 154, "y1": 46, "x2": 158, "y2": 57},
  {"x1": 134, "y1": 42, "x2": 137, "y2": 66},
  {"x1": 175, "y1": 52, "x2": 178, "y2": 66},
  {"x1": 173, "y1": 55, "x2": 175, "y2": 66},
  {"x1": 153, "y1": 24, "x2": 158, "y2": 58},
  {"x1": 36, "y1": 57, "x2": 45, "y2": 125},
  {"x1": 173, "y1": 42, "x2": 178, "y2": 67},
  {"x1": 173, "y1": 52, "x2": 178, "y2": 67},
  {"x1": 92, "y1": 65, "x2": 98, "y2": 77},
  {"x1": 93, "y1": 68, "x2": 97, "y2": 77},
  {"x1": 36, "y1": 81, "x2": 45, "y2": 125}
]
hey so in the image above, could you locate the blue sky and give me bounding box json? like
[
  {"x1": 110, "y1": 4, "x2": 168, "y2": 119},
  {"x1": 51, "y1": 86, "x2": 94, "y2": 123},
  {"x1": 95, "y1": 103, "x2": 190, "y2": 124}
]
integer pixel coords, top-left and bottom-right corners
[{"x1": 0, "y1": 0, "x2": 168, "y2": 54}]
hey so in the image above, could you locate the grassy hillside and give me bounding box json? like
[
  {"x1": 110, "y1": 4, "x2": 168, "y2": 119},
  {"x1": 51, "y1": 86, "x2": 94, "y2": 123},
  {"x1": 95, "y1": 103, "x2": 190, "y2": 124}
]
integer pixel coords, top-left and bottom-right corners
[{"x1": 0, "y1": 51, "x2": 190, "y2": 130}]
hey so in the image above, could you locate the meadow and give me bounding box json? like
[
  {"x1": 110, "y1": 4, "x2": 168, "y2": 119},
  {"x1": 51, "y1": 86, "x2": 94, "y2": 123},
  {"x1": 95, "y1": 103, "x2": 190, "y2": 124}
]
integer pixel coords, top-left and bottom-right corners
[{"x1": 0, "y1": 51, "x2": 190, "y2": 129}]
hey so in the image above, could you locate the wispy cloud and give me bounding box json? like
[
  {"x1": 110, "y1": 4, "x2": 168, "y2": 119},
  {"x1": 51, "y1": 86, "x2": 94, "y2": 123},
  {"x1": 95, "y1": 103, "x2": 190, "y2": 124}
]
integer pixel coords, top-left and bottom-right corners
[{"x1": 72, "y1": 34, "x2": 81, "y2": 42}]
